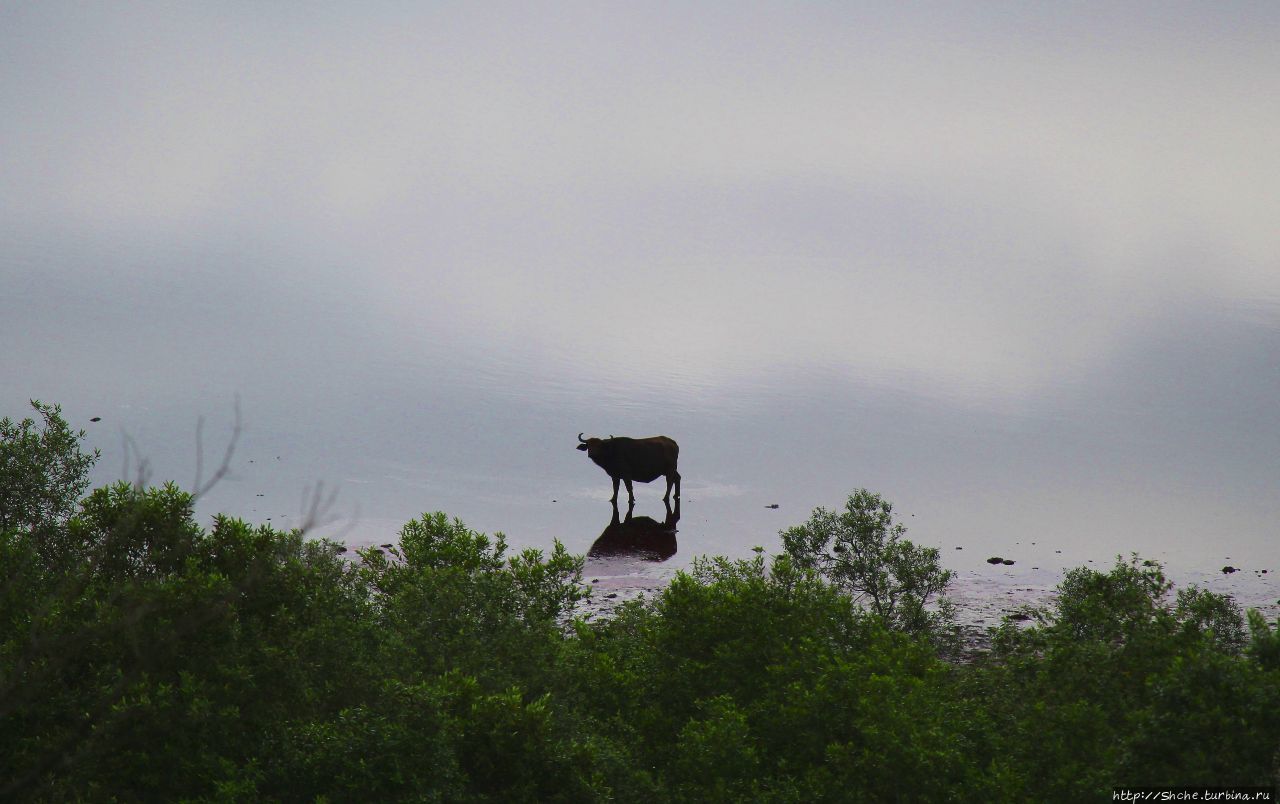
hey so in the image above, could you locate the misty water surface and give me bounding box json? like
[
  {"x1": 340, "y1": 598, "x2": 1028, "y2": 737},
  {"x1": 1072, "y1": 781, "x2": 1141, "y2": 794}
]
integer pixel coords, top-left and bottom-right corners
[
  {"x1": 8, "y1": 289, "x2": 1276, "y2": 619},
  {"x1": 3, "y1": 4, "x2": 1279, "y2": 618}
]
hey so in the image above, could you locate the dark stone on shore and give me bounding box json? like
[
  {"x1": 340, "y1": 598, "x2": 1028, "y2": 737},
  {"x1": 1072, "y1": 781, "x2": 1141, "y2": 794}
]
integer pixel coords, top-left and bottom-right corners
[
  {"x1": 1222, "y1": 565, "x2": 1238, "y2": 574},
  {"x1": 987, "y1": 557, "x2": 1003, "y2": 564},
  {"x1": 334, "y1": 546, "x2": 347, "y2": 554},
  {"x1": 1007, "y1": 612, "x2": 1031, "y2": 622},
  {"x1": 605, "y1": 593, "x2": 618, "y2": 599}
]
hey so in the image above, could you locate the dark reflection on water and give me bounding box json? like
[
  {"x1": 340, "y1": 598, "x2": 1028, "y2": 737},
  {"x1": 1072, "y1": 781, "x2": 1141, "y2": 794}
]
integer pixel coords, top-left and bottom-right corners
[{"x1": 588, "y1": 500, "x2": 680, "y2": 562}]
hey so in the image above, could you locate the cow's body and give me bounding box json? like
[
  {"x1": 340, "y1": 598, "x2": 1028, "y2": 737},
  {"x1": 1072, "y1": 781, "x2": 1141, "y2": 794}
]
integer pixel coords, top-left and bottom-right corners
[{"x1": 577, "y1": 434, "x2": 681, "y2": 507}]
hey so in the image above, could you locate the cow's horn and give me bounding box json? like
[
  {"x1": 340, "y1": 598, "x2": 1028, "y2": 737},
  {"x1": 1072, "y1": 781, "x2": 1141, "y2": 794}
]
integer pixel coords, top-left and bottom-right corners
[{"x1": 577, "y1": 432, "x2": 587, "y2": 443}]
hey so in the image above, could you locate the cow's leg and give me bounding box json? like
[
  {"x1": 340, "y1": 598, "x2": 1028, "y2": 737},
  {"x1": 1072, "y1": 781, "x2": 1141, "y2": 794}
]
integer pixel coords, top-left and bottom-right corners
[
  {"x1": 662, "y1": 495, "x2": 680, "y2": 527},
  {"x1": 610, "y1": 476, "x2": 620, "y2": 505},
  {"x1": 664, "y1": 471, "x2": 681, "y2": 503},
  {"x1": 624, "y1": 478, "x2": 635, "y2": 506}
]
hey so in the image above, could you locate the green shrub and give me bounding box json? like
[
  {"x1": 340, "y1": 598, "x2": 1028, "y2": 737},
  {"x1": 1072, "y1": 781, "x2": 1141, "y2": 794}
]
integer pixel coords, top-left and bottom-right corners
[
  {"x1": 5, "y1": 406, "x2": 1279, "y2": 800},
  {"x1": 781, "y1": 489, "x2": 954, "y2": 641},
  {"x1": 569, "y1": 549, "x2": 1011, "y2": 801},
  {"x1": 1247, "y1": 610, "x2": 1280, "y2": 671},
  {"x1": 986, "y1": 556, "x2": 1280, "y2": 797},
  {"x1": 0, "y1": 400, "x2": 98, "y2": 535}
]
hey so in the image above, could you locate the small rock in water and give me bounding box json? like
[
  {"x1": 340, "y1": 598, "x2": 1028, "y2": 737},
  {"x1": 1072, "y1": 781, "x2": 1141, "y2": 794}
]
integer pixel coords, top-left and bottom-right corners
[
  {"x1": 1222, "y1": 565, "x2": 1238, "y2": 574},
  {"x1": 1002, "y1": 559, "x2": 1015, "y2": 566},
  {"x1": 765, "y1": 504, "x2": 780, "y2": 509},
  {"x1": 90, "y1": 416, "x2": 101, "y2": 422},
  {"x1": 987, "y1": 557, "x2": 1004, "y2": 564},
  {"x1": 955, "y1": 546, "x2": 963, "y2": 550},
  {"x1": 380, "y1": 543, "x2": 393, "y2": 549},
  {"x1": 334, "y1": 546, "x2": 348, "y2": 554},
  {"x1": 1007, "y1": 612, "x2": 1031, "y2": 622}
]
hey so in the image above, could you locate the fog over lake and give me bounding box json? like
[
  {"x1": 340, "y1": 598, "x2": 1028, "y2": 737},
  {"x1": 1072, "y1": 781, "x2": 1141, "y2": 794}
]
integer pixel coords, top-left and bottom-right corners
[{"x1": 3, "y1": 3, "x2": 1278, "y2": 611}]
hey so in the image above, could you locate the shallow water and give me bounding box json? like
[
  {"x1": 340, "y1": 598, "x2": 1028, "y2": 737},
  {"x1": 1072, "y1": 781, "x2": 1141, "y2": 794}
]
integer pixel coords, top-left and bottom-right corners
[
  {"x1": 10, "y1": 1, "x2": 1280, "y2": 627},
  {"x1": 6, "y1": 213, "x2": 1280, "y2": 625},
  {"x1": 11, "y1": 293, "x2": 1274, "y2": 623},
  {"x1": 5, "y1": 3, "x2": 1280, "y2": 631}
]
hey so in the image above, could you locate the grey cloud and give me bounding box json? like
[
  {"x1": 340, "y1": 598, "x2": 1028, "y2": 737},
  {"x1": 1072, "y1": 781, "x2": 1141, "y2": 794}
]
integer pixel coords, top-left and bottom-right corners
[{"x1": 2, "y1": 4, "x2": 1278, "y2": 563}]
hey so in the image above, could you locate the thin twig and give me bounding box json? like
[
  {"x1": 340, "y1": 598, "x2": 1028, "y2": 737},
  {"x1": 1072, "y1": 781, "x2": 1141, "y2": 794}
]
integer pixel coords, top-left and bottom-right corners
[{"x1": 193, "y1": 396, "x2": 242, "y2": 501}]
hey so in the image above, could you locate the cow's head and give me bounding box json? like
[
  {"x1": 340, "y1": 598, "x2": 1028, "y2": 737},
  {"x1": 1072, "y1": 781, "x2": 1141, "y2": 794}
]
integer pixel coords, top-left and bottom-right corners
[{"x1": 576, "y1": 432, "x2": 601, "y2": 453}]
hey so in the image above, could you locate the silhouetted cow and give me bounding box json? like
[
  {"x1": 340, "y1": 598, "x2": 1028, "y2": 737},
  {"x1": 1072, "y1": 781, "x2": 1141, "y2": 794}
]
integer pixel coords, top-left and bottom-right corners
[{"x1": 576, "y1": 433, "x2": 681, "y2": 507}]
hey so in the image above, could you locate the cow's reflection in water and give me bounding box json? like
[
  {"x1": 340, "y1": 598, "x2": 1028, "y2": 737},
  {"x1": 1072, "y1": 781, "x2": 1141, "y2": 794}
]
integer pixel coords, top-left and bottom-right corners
[{"x1": 588, "y1": 501, "x2": 680, "y2": 562}]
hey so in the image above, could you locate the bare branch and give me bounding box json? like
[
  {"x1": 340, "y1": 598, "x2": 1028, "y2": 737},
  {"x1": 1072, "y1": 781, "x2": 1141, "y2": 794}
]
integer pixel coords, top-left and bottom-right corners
[
  {"x1": 297, "y1": 480, "x2": 341, "y2": 535},
  {"x1": 192, "y1": 396, "x2": 242, "y2": 501},
  {"x1": 193, "y1": 415, "x2": 205, "y2": 496},
  {"x1": 120, "y1": 431, "x2": 151, "y2": 491}
]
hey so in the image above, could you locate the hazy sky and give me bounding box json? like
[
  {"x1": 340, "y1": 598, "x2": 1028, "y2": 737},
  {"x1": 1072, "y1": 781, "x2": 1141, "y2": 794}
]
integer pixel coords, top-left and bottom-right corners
[{"x1": 2, "y1": 3, "x2": 1278, "y2": 576}]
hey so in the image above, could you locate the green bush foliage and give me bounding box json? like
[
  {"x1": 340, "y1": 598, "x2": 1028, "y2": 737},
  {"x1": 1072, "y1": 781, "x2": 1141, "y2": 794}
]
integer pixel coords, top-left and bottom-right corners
[
  {"x1": 986, "y1": 557, "x2": 1280, "y2": 798},
  {"x1": 0, "y1": 400, "x2": 99, "y2": 573},
  {"x1": 3, "y1": 404, "x2": 1278, "y2": 800},
  {"x1": 780, "y1": 489, "x2": 955, "y2": 641}
]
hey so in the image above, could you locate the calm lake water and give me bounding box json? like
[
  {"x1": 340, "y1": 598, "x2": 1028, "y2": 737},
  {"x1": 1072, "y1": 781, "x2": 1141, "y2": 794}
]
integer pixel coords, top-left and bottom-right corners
[
  {"x1": 5, "y1": 3, "x2": 1280, "y2": 625},
  {"x1": 10, "y1": 284, "x2": 1276, "y2": 622}
]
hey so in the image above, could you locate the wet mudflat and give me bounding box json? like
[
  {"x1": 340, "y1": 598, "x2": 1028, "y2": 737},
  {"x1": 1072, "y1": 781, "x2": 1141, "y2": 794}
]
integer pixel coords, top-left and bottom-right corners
[{"x1": 525, "y1": 497, "x2": 1280, "y2": 633}]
